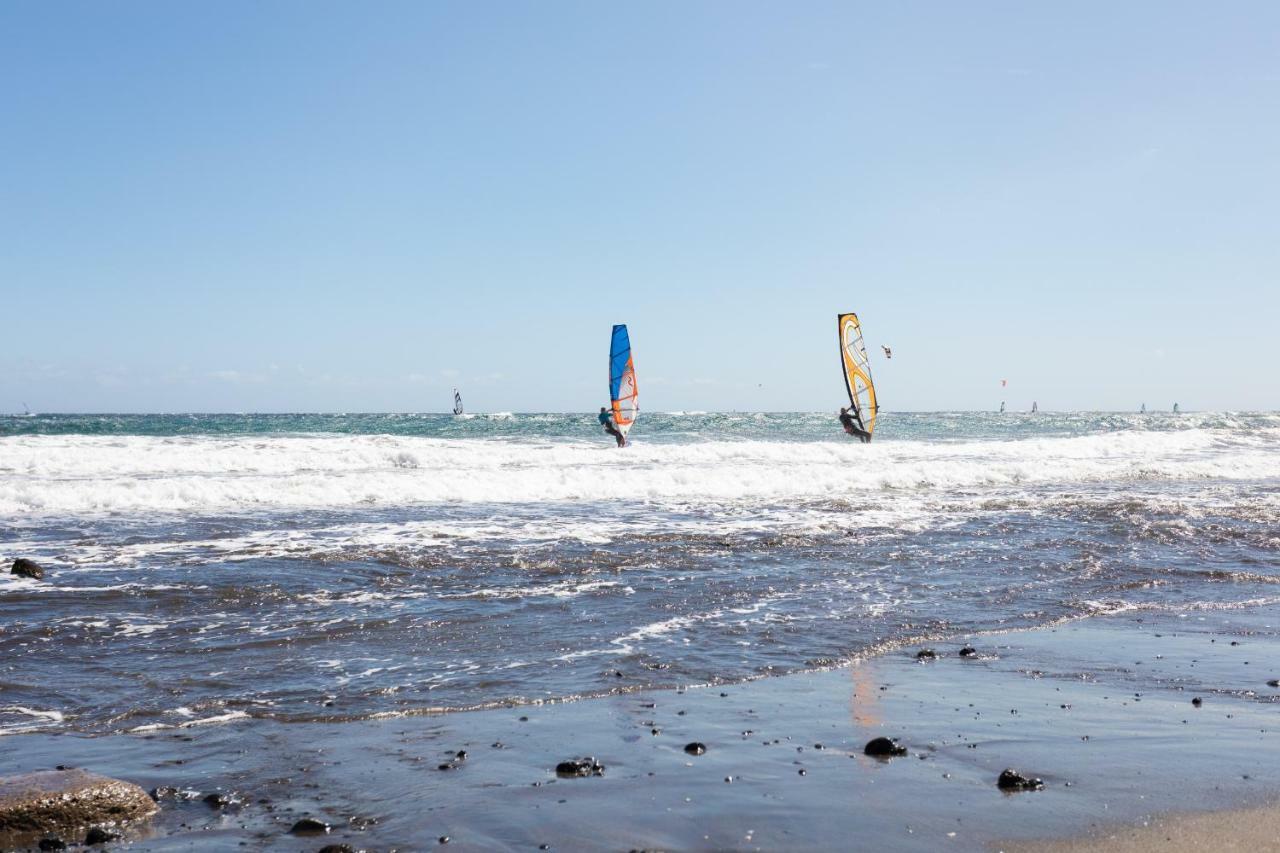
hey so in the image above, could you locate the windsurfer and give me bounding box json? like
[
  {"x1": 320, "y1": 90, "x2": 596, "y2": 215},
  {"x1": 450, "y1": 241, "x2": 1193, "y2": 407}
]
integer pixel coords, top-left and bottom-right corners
[
  {"x1": 599, "y1": 407, "x2": 626, "y2": 447},
  {"x1": 839, "y1": 407, "x2": 871, "y2": 443}
]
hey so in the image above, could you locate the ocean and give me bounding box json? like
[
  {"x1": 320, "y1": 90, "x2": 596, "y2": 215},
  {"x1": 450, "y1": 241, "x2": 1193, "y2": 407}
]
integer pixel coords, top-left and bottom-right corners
[{"x1": 2, "y1": 411, "x2": 1277, "y2": 738}]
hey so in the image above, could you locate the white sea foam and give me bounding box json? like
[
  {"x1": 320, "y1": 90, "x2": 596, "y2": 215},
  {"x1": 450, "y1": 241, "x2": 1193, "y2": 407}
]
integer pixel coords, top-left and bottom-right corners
[
  {"x1": 1, "y1": 427, "x2": 1277, "y2": 518},
  {"x1": 127, "y1": 709, "x2": 250, "y2": 733},
  {"x1": 0, "y1": 706, "x2": 67, "y2": 735}
]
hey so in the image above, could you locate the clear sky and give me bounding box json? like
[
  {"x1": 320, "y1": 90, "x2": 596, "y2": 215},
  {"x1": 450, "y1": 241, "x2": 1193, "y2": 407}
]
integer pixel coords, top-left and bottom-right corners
[{"x1": 2, "y1": 2, "x2": 1276, "y2": 412}]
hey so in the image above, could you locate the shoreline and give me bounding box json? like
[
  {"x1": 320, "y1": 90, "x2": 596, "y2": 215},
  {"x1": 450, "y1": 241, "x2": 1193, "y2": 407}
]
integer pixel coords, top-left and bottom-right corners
[{"x1": 4, "y1": 606, "x2": 1279, "y2": 850}]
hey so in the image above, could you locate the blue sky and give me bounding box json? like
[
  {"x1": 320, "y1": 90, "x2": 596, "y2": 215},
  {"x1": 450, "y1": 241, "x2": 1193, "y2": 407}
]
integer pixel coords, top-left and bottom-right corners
[{"x1": 2, "y1": 2, "x2": 1276, "y2": 412}]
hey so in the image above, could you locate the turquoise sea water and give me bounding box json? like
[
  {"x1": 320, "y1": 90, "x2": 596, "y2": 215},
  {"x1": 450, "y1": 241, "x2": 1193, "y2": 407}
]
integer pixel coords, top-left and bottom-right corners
[{"x1": 0, "y1": 409, "x2": 1264, "y2": 439}]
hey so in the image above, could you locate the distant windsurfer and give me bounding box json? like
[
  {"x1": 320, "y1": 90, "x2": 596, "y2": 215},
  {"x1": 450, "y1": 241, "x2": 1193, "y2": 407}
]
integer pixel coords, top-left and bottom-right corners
[
  {"x1": 599, "y1": 407, "x2": 626, "y2": 447},
  {"x1": 881, "y1": 345, "x2": 892, "y2": 359},
  {"x1": 838, "y1": 407, "x2": 871, "y2": 443}
]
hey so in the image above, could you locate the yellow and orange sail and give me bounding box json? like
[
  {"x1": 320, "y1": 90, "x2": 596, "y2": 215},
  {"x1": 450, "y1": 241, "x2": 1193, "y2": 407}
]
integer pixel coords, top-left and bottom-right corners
[{"x1": 838, "y1": 313, "x2": 878, "y2": 439}]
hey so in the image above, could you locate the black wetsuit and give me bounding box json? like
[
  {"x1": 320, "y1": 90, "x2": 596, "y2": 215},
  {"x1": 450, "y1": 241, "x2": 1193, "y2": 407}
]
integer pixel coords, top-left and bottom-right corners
[
  {"x1": 599, "y1": 411, "x2": 626, "y2": 447},
  {"x1": 839, "y1": 411, "x2": 871, "y2": 443}
]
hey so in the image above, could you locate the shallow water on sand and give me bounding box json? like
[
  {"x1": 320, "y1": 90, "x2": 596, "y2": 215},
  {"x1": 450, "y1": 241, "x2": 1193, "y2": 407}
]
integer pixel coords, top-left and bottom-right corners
[{"x1": 1, "y1": 411, "x2": 1277, "y2": 736}]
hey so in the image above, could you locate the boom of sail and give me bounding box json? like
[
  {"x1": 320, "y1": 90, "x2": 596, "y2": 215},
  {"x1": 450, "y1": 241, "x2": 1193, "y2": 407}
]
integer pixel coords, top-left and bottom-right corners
[
  {"x1": 837, "y1": 313, "x2": 878, "y2": 440},
  {"x1": 452, "y1": 389, "x2": 463, "y2": 416},
  {"x1": 609, "y1": 324, "x2": 639, "y2": 437}
]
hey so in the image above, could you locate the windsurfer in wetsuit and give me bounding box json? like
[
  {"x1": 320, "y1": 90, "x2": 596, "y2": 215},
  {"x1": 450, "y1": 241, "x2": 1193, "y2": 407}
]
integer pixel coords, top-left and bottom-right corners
[
  {"x1": 599, "y1": 407, "x2": 626, "y2": 447},
  {"x1": 839, "y1": 407, "x2": 871, "y2": 443}
]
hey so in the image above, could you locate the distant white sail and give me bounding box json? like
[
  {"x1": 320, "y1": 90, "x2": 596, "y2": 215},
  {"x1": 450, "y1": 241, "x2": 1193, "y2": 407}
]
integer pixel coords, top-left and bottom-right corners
[{"x1": 452, "y1": 389, "x2": 463, "y2": 416}]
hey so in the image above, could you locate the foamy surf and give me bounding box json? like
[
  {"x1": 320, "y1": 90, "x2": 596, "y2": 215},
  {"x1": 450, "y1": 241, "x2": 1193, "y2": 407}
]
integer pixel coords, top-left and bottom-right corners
[{"x1": 2, "y1": 420, "x2": 1277, "y2": 517}]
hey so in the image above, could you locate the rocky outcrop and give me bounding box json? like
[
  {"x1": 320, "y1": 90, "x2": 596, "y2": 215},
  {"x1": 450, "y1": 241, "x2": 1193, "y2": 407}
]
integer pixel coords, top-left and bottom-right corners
[
  {"x1": 10, "y1": 558, "x2": 43, "y2": 580},
  {"x1": 0, "y1": 769, "x2": 157, "y2": 848}
]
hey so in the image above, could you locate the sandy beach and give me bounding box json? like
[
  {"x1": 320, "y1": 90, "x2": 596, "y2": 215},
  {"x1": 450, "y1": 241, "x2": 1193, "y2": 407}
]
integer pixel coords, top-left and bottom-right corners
[
  {"x1": 1006, "y1": 802, "x2": 1280, "y2": 853},
  {"x1": 4, "y1": 605, "x2": 1277, "y2": 851}
]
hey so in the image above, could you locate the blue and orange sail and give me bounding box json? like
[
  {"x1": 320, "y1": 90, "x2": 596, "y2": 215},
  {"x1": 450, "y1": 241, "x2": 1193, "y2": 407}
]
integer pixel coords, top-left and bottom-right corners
[{"x1": 609, "y1": 325, "x2": 638, "y2": 437}]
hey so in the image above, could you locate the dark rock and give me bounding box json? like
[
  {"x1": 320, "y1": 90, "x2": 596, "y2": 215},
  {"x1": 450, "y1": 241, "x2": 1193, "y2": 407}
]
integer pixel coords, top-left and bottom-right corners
[
  {"x1": 84, "y1": 827, "x2": 119, "y2": 845},
  {"x1": 683, "y1": 742, "x2": 707, "y2": 756},
  {"x1": 38, "y1": 839, "x2": 66, "y2": 851},
  {"x1": 1267, "y1": 680, "x2": 1279, "y2": 688},
  {"x1": 959, "y1": 646, "x2": 977, "y2": 657},
  {"x1": 289, "y1": 817, "x2": 331, "y2": 835},
  {"x1": 0, "y1": 769, "x2": 157, "y2": 848},
  {"x1": 555, "y1": 757, "x2": 604, "y2": 778},
  {"x1": 317, "y1": 846, "x2": 355, "y2": 853},
  {"x1": 863, "y1": 737, "x2": 907, "y2": 757},
  {"x1": 997, "y1": 769, "x2": 1044, "y2": 791},
  {"x1": 438, "y1": 836, "x2": 450, "y2": 844},
  {"x1": 1192, "y1": 697, "x2": 1203, "y2": 706},
  {"x1": 10, "y1": 558, "x2": 43, "y2": 580},
  {"x1": 916, "y1": 649, "x2": 937, "y2": 660},
  {"x1": 203, "y1": 792, "x2": 232, "y2": 809}
]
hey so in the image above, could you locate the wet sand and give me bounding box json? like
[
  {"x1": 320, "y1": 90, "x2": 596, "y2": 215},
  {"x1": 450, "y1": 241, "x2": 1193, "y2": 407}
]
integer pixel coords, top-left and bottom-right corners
[
  {"x1": 3, "y1": 607, "x2": 1278, "y2": 851},
  {"x1": 1004, "y1": 801, "x2": 1280, "y2": 852}
]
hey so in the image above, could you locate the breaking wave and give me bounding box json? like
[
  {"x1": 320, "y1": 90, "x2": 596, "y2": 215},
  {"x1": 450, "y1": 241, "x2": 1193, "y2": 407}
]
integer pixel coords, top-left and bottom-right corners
[{"x1": 2, "y1": 423, "x2": 1277, "y2": 517}]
